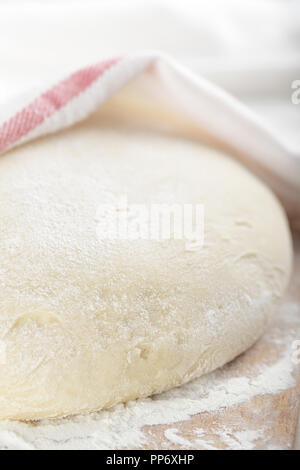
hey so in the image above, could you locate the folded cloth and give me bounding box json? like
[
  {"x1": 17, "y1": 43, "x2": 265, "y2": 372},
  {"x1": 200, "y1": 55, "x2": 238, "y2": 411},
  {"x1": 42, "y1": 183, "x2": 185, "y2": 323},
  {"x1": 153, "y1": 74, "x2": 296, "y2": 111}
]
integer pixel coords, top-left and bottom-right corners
[{"x1": 0, "y1": 52, "x2": 299, "y2": 228}]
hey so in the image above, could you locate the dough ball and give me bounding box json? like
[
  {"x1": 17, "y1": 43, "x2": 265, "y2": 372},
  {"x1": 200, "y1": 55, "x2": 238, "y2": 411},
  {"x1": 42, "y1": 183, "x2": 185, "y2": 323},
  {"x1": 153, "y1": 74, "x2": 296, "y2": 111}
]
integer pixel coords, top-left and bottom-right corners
[{"x1": 0, "y1": 117, "x2": 292, "y2": 420}]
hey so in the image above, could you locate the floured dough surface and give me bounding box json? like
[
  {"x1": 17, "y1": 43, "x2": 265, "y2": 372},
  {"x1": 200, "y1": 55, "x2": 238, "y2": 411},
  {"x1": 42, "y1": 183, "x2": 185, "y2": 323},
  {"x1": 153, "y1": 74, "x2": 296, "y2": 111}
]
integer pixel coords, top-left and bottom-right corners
[{"x1": 0, "y1": 116, "x2": 292, "y2": 421}]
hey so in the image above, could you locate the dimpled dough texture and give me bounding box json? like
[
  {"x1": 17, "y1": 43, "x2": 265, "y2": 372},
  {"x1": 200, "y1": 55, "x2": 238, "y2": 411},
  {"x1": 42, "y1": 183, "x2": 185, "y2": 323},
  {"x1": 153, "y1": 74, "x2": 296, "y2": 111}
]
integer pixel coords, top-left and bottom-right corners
[{"x1": 0, "y1": 117, "x2": 292, "y2": 421}]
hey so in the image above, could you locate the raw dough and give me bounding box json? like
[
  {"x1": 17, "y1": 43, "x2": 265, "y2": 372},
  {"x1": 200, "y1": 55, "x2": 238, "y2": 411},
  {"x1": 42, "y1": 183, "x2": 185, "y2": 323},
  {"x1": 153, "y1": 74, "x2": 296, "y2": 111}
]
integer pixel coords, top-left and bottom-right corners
[{"x1": 0, "y1": 116, "x2": 292, "y2": 421}]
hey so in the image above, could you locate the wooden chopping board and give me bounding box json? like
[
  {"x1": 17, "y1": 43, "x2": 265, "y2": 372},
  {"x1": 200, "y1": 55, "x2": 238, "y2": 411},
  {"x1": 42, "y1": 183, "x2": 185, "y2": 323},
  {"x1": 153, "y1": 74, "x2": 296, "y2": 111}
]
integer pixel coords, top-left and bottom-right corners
[{"x1": 138, "y1": 234, "x2": 300, "y2": 450}]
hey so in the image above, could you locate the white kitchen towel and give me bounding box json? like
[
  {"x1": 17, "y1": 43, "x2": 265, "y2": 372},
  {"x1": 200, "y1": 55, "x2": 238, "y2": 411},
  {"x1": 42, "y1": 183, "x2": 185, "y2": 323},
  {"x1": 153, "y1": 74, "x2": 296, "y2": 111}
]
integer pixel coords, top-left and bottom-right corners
[{"x1": 0, "y1": 51, "x2": 299, "y2": 228}]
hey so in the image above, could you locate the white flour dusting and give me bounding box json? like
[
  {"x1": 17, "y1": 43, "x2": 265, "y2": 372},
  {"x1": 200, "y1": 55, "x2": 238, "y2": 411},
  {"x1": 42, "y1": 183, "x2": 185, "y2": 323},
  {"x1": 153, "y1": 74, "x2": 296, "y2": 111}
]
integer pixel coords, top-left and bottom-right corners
[
  {"x1": 0, "y1": 346, "x2": 296, "y2": 450},
  {"x1": 0, "y1": 298, "x2": 298, "y2": 450},
  {"x1": 164, "y1": 428, "x2": 193, "y2": 448}
]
